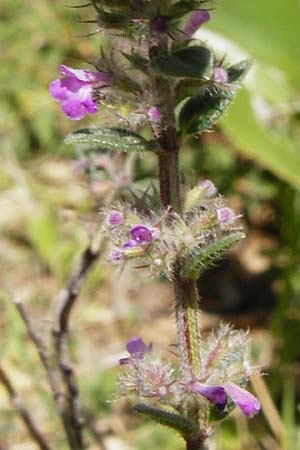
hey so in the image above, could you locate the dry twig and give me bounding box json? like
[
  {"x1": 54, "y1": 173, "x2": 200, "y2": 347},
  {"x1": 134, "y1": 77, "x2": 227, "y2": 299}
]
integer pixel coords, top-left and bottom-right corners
[{"x1": 0, "y1": 365, "x2": 53, "y2": 450}]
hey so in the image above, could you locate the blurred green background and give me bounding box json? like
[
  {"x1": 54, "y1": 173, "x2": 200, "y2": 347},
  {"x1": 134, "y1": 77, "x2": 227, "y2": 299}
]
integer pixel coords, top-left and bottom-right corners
[{"x1": 1, "y1": 0, "x2": 300, "y2": 449}]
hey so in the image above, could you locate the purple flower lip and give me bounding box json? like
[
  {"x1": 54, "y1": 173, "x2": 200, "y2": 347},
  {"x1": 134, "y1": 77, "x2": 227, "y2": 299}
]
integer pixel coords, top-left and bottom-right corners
[
  {"x1": 224, "y1": 382, "x2": 261, "y2": 417},
  {"x1": 130, "y1": 225, "x2": 154, "y2": 243},
  {"x1": 119, "y1": 337, "x2": 152, "y2": 365},
  {"x1": 192, "y1": 382, "x2": 227, "y2": 410},
  {"x1": 123, "y1": 239, "x2": 139, "y2": 249},
  {"x1": 49, "y1": 64, "x2": 114, "y2": 120}
]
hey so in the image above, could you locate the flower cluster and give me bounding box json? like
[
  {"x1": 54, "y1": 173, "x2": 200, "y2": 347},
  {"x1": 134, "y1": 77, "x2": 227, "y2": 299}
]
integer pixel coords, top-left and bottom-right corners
[
  {"x1": 49, "y1": 65, "x2": 114, "y2": 120},
  {"x1": 118, "y1": 325, "x2": 260, "y2": 427},
  {"x1": 105, "y1": 180, "x2": 242, "y2": 280}
]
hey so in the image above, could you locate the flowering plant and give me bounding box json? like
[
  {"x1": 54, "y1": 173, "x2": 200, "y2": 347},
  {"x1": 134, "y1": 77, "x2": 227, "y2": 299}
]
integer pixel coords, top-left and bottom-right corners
[{"x1": 47, "y1": 1, "x2": 260, "y2": 449}]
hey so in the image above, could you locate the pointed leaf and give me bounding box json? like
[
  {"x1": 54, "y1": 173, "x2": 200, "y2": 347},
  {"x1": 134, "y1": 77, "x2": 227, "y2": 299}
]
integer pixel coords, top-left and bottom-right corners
[
  {"x1": 151, "y1": 46, "x2": 212, "y2": 79},
  {"x1": 178, "y1": 85, "x2": 237, "y2": 135},
  {"x1": 227, "y1": 59, "x2": 252, "y2": 83},
  {"x1": 181, "y1": 232, "x2": 245, "y2": 279},
  {"x1": 134, "y1": 403, "x2": 199, "y2": 439},
  {"x1": 65, "y1": 127, "x2": 157, "y2": 153}
]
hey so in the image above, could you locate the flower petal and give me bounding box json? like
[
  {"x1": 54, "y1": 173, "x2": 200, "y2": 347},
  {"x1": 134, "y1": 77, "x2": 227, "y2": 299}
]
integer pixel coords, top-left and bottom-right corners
[
  {"x1": 61, "y1": 99, "x2": 87, "y2": 121},
  {"x1": 182, "y1": 10, "x2": 210, "y2": 38},
  {"x1": 193, "y1": 382, "x2": 228, "y2": 410},
  {"x1": 60, "y1": 65, "x2": 114, "y2": 85},
  {"x1": 49, "y1": 79, "x2": 68, "y2": 101},
  {"x1": 130, "y1": 225, "x2": 153, "y2": 244},
  {"x1": 224, "y1": 382, "x2": 261, "y2": 417},
  {"x1": 126, "y1": 337, "x2": 147, "y2": 355}
]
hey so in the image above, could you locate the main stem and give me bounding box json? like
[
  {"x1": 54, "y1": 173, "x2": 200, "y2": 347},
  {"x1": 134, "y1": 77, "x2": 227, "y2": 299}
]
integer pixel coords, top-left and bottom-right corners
[{"x1": 150, "y1": 36, "x2": 208, "y2": 450}]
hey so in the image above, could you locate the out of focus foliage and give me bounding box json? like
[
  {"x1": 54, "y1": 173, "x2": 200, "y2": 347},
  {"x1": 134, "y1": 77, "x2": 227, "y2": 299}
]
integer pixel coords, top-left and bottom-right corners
[{"x1": 1, "y1": 0, "x2": 300, "y2": 449}]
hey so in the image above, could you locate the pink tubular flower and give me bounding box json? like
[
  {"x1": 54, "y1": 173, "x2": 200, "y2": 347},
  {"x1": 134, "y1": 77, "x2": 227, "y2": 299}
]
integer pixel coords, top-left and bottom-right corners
[
  {"x1": 49, "y1": 65, "x2": 114, "y2": 120},
  {"x1": 181, "y1": 10, "x2": 210, "y2": 39}
]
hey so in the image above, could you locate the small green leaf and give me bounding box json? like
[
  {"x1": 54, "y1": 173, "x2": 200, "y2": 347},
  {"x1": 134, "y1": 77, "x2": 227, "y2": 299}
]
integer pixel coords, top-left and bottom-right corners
[
  {"x1": 227, "y1": 59, "x2": 252, "y2": 83},
  {"x1": 181, "y1": 232, "x2": 244, "y2": 279},
  {"x1": 65, "y1": 127, "x2": 157, "y2": 153},
  {"x1": 134, "y1": 403, "x2": 199, "y2": 439},
  {"x1": 178, "y1": 85, "x2": 237, "y2": 135},
  {"x1": 151, "y1": 46, "x2": 212, "y2": 79}
]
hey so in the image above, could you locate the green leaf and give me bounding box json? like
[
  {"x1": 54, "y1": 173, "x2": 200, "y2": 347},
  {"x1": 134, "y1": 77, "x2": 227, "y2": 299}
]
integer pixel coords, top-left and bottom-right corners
[
  {"x1": 181, "y1": 232, "x2": 245, "y2": 279},
  {"x1": 220, "y1": 89, "x2": 300, "y2": 188},
  {"x1": 151, "y1": 46, "x2": 212, "y2": 79},
  {"x1": 178, "y1": 85, "x2": 237, "y2": 135},
  {"x1": 65, "y1": 127, "x2": 157, "y2": 153},
  {"x1": 227, "y1": 59, "x2": 253, "y2": 83},
  {"x1": 134, "y1": 403, "x2": 199, "y2": 439}
]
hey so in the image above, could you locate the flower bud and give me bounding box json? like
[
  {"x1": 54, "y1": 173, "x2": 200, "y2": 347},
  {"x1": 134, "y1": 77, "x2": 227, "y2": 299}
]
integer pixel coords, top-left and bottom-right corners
[
  {"x1": 147, "y1": 106, "x2": 162, "y2": 124},
  {"x1": 217, "y1": 207, "x2": 236, "y2": 225},
  {"x1": 108, "y1": 211, "x2": 124, "y2": 226},
  {"x1": 214, "y1": 67, "x2": 228, "y2": 84}
]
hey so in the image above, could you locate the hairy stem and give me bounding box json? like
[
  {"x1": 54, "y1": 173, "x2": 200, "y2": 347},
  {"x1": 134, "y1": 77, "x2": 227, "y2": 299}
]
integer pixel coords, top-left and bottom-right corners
[
  {"x1": 173, "y1": 279, "x2": 202, "y2": 378},
  {"x1": 185, "y1": 436, "x2": 209, "y2": 450},
  {"x1": 150, "y1": 32, "x2": 208, "y2": 433}
]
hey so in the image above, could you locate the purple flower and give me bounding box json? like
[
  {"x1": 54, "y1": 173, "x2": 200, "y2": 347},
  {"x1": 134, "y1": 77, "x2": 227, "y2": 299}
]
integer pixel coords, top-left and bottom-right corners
[
  {"x1": 130, "y1": 225, "x2": 155, "y2": 244},
  {"x1": 148, "y1": 106, "x2": 162, "y2": 124},
  {"x1": 49, "y1": 65, "x2": 114, "y2": 120},
  {"x1": 214, "y1": 67, "x2": 228, "y2": 84},
  {"x1": 108, "y1": 212, "x2": 124, "y2": 226},
  {"x1": 120, "y1": 337, "x2": 152, "y2": 365},
  {"x1": 151, "y1": 16, "x2": 169, "y2": 34},
  {"x1": 224, "y1": 382, "x2": 261, "y2": 417},
  {"x1": 193, "y1": 381, "x2": 260, "y2": 417},
  {"x1": 193, "y1": 383, "x2": 227, "y2": 410},
  {"x1": 217, "y1": 207, "x2": 236, "y2": 225},
  {"x1": 123, "y1": 239, "x2": 139, "y2": 249},
  {"x1": 199, "y1": 179, "x2": 217, "y2": 198},
  {"x1": 108, "y1": 249, "x2": 124, "y2": 262},
  {"x1": 181, "y1": 10, "x2": 210, "y2": 39}
]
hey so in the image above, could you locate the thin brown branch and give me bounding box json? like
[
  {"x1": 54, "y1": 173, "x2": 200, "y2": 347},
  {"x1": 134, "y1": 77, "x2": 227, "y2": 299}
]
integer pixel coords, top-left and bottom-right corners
[
  {"x1": 51, "y1": 188, "x2": 118, "y2": 450},
  {"x1": 14, "y1": 302, "x2": 61, "y2": 402},
  {"x1": 51, "y1": 232, "x2": 107, "y2": 450},
  {"x1": 50, "y1": 151, "x2": 136, "y2": 449},
  {"x1": 0, "y1": 365, "x2": 53, "y2": 450},
  {"x1": 14, "y1": 302, "x2": 74, "y2": 448}
]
